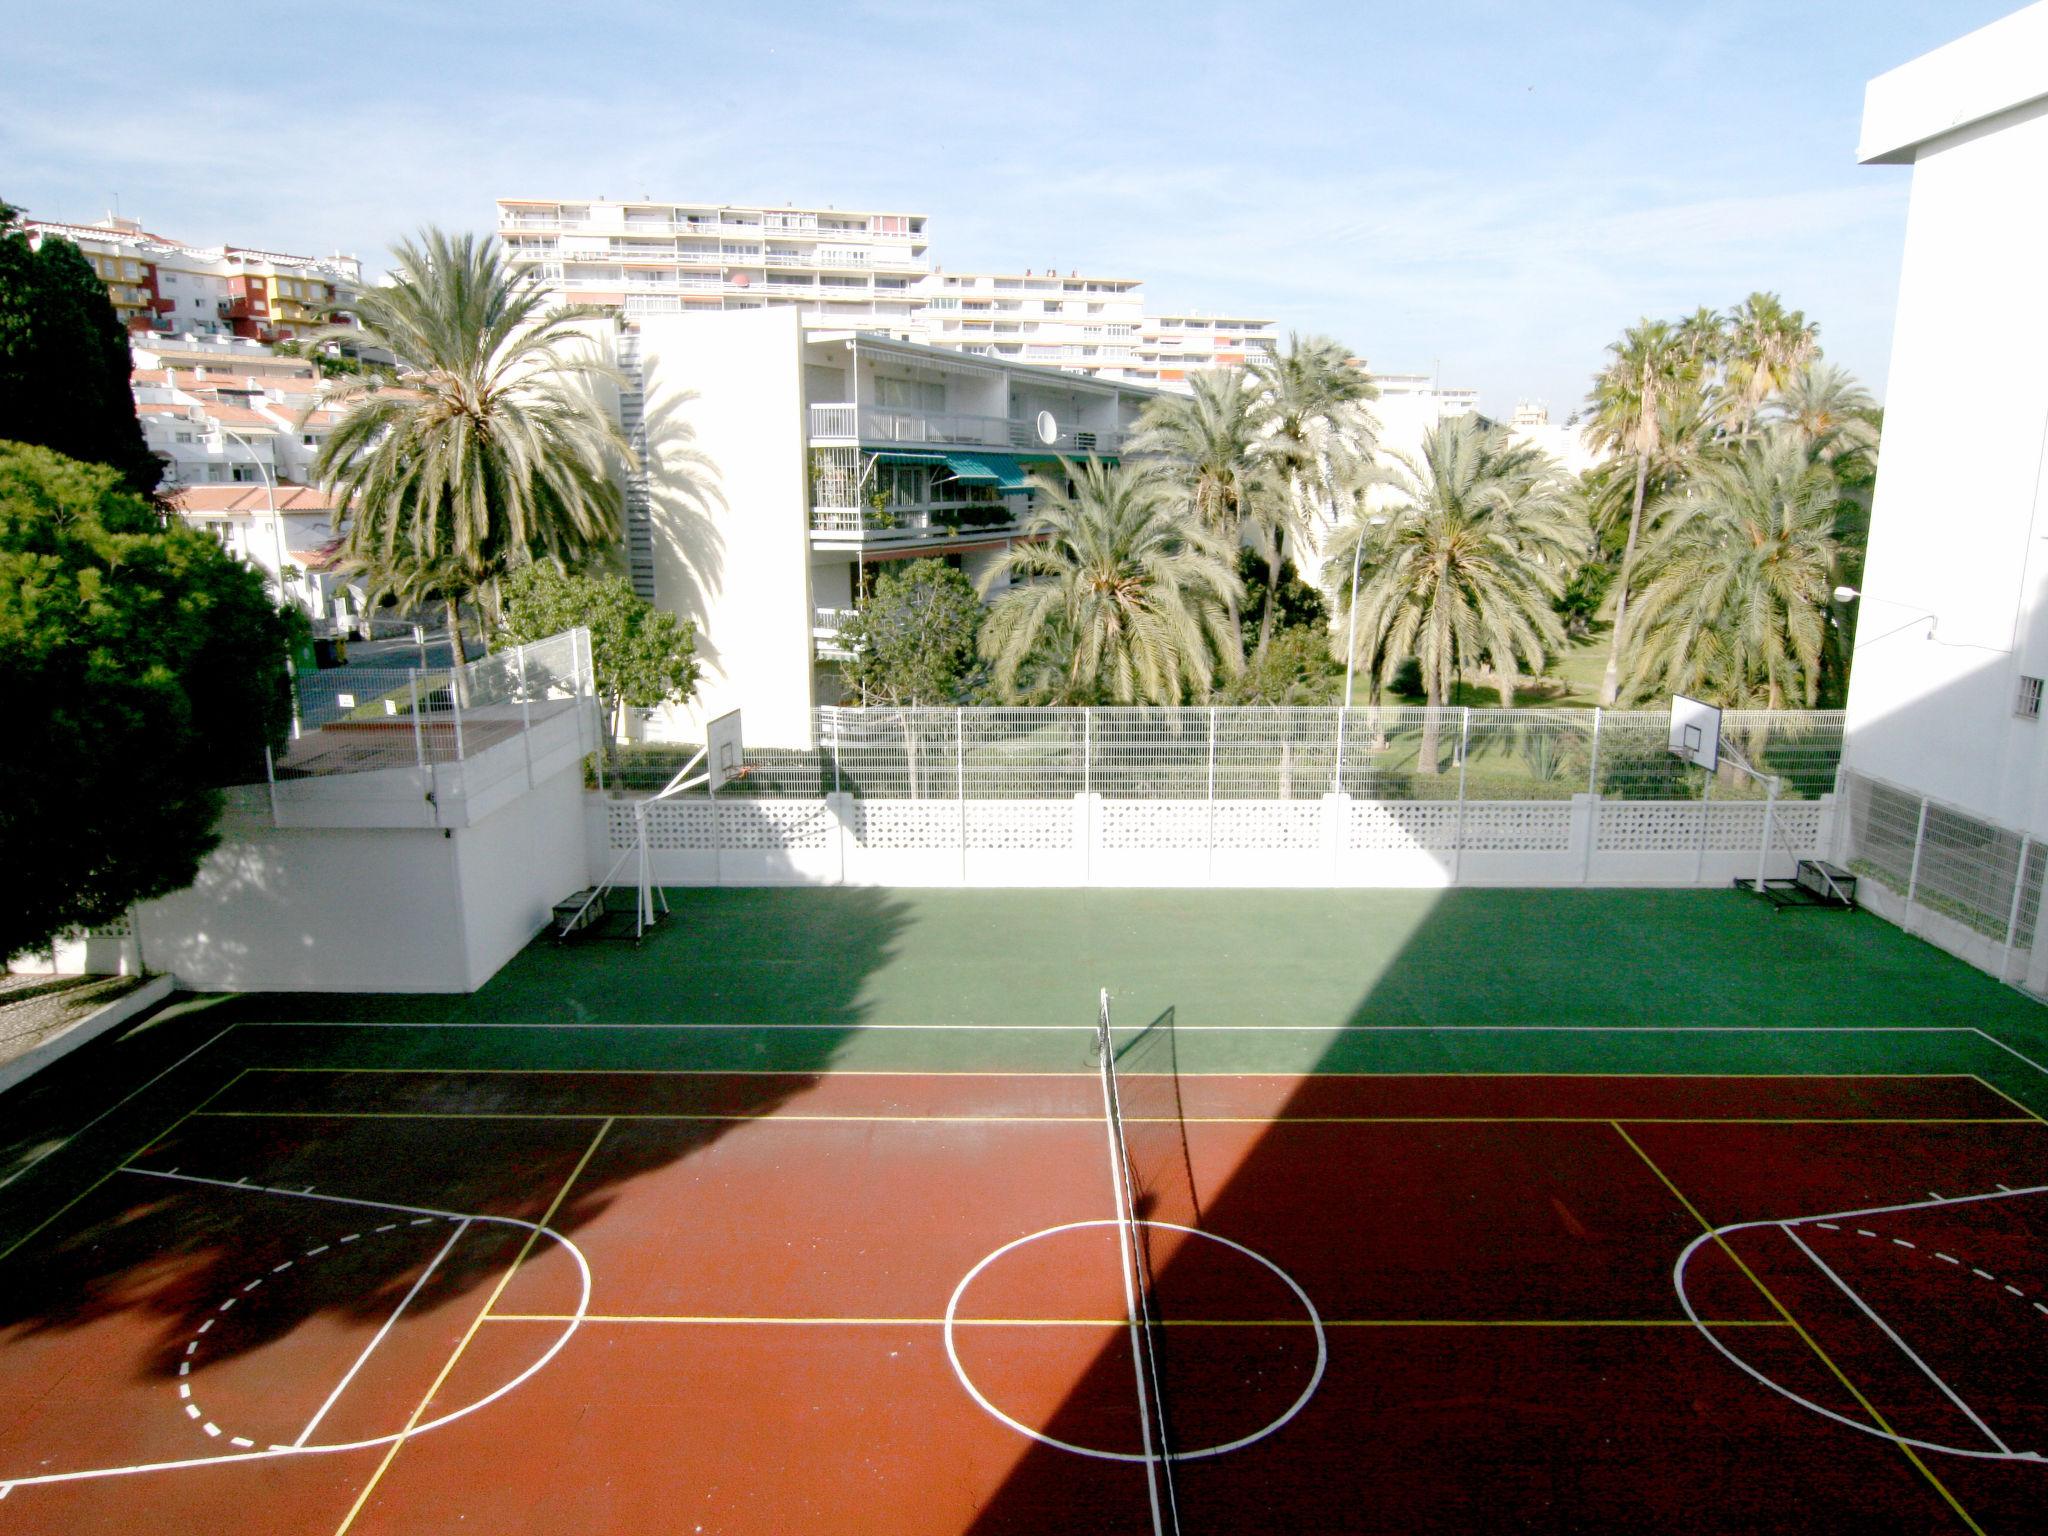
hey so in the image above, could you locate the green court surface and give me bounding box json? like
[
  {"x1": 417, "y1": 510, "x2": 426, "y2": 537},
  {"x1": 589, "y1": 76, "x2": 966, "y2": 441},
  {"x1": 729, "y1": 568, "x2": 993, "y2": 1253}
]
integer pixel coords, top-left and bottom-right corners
[{"x1": 5, "y1": 886, "x2": 2047, "y2": 1249}]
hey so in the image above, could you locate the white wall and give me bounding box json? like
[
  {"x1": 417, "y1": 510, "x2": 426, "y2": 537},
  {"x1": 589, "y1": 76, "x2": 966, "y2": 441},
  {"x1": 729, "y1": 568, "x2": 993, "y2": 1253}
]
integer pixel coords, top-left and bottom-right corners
[
  {"x1": 636, "y1": 308, "x2": 818, "y2": 749},
  {"x1": 1842, "y1": 18, "x2": 2048, "y2": 835}
]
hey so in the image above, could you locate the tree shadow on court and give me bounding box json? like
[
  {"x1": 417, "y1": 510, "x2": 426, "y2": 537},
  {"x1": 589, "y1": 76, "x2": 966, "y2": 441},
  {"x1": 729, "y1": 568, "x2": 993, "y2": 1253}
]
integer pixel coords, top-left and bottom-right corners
[{"x1": 0, "y1": 886, "x2": 915, "y2": 1387}]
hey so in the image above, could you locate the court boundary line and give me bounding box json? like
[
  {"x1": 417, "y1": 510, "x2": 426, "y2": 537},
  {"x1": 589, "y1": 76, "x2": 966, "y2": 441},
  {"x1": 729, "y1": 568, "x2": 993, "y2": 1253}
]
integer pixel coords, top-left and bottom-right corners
[
  {"x1": 224, "y1": 1064, "x2": 2009, "y2": 1079},
  {"x1": 1779, "y1": 1224, "x2": 2012, "y2": 1456},
  {"x1": 187, "y1": 1110, "x2": 2043, "y2": 1127},
  {"x1": 331, "y1": 1118, "x2": 613, "y2": 1536},
  {"x1": 483, "y1": 1312, "x2": 1789, "y2": 1328},
  {"x1": 0, "y1": 1169, "x2": 591, "y2": 1502},
  {"x1": 1616, "y1": 1124, "x2": 1988, "y2": 1534},
  {"x1": 233, "y1": 1021, "x2": 2000, "y2": 1033}
]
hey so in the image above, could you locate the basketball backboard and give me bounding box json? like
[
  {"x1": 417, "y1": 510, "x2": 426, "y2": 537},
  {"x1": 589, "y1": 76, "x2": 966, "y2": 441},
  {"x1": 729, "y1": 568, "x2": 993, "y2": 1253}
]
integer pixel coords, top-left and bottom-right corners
[
  {"x1": 1668, "y1": 694, "x2": 1721, "y2": 773},
  {"x1": 707, "y1": 709, "x2": 744, "y2": 790}
]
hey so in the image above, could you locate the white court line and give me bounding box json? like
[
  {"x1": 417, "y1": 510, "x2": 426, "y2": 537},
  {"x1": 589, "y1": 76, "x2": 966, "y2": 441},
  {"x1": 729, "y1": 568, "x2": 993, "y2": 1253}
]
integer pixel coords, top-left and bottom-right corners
[
  {"x1": 293, "y1": 1218, "x2": 471, "y2": 1447},
  {"x1": 0, "y1": 1022, "x2": 239, "y2": 1193},
  {"x1": 1675, "y1": 1183, "x2": 2048, "y2": 1462},
  {"x1": 1972, "y1": 1028, "x2": 2048, "y2": 1085},
  {"x1": 238, "y1": 1021, "x2": 1985, "y2": 1033},
  {"x1": 1780, "y1": 1224, "x2": 2012, "y2": 1455},
  {"x1": 0, "y1": 1169, "x2": 590, "y2": 1500}
]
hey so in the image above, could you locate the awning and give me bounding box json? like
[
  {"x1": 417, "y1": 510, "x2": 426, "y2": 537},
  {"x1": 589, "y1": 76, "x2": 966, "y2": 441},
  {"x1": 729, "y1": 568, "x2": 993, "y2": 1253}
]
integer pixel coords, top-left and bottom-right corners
[
  {"x1": 942, "y1": 452, "x2": 1040, "y2": 491},
  {"x1": 868, "y1": 449, "x2": 951, "y2": 466}
]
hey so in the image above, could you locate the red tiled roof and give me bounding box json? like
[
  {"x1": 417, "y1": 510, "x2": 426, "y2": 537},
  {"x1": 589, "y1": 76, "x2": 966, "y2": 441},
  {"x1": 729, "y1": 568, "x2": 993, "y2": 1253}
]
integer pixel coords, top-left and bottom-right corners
[{"x1": 167, "y1": 485, "x2": 335, "y2": 515}]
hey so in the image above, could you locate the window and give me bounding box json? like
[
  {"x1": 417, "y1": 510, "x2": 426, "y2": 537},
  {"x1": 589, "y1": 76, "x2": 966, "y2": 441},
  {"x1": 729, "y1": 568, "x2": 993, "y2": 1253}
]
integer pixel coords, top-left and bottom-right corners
[{"x1": 2018, "y1": 676, "x2": 2043, "y2": 720}]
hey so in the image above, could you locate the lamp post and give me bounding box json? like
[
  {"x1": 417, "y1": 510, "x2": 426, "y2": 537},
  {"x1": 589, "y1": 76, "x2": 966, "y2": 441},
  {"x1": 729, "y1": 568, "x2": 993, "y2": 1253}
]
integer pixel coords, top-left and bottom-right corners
[
  {"x1": 217, "y1": 424, "x2": 291, "y2": 609},
  {"x1": 1342, "y1": 515, "x2": 1390, "y2": 709}
]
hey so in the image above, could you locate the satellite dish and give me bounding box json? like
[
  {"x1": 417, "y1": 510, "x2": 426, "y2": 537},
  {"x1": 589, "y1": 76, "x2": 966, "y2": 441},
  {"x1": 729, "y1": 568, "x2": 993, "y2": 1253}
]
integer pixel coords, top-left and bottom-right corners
[{"x1": 1035, "y1": 410, "x2": 1058, "y2": 446}]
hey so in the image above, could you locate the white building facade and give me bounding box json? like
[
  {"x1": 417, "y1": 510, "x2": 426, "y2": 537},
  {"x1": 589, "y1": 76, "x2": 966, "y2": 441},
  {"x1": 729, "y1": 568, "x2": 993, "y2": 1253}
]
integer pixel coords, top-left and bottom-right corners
[
  {"x1": 1836, "y1": 2, "x2": 2048, "y2": 987},
  {"x1": 618, "y1": 308, "x2": 1155, "y2": 749}
]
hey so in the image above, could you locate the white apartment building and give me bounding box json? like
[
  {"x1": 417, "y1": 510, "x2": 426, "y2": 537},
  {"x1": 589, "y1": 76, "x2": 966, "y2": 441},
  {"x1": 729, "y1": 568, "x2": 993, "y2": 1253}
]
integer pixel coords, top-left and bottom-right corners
[
  {"x1": 1132, "y1": 312, "x2": 1280, "y2": 388},
  {"x1": 494, "y1": 197, "x2": 932, "y2": 329},
  {"x1": 911, "y1": 269, "x2": 1148, "y2": 378},
  {"x1": 1504, "y1": 401, "x2": 1603, "y2": 478},
  {"x1": 20, "y1": 213, "x2": 363, "y2": 343},
  {"x1": 614, "y1": 308, "x2": 1155, "y2": 748},
  {"x1": 1840, "y1": 1, "x2": 2048, "y2": 853}
]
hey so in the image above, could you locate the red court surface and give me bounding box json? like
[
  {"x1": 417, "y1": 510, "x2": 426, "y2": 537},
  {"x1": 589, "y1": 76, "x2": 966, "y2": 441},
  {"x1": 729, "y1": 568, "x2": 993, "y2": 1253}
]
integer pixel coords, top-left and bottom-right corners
[{"x1": 2, "y1": 1069, "x2": 2046, "y2": 1533}]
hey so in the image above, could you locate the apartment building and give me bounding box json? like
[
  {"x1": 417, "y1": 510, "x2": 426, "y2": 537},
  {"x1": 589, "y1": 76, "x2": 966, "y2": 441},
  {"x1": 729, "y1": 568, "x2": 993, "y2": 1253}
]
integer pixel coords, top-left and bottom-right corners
[
  {"x1": 910, "y1": 269, "x2": 1148, "y2": 378},
  {"x1": 1132, "y1": 312, "x2": 1280, "y2": 387},
  {"x1": 613, "y1": 307, "x2": 1155, "y2": 747},
  {"x1": 494, "y1": 197, "x2": 932, "y2": 329},
  {"x1": 20, "y1": 213, "x2": 362, "y2": 344}
]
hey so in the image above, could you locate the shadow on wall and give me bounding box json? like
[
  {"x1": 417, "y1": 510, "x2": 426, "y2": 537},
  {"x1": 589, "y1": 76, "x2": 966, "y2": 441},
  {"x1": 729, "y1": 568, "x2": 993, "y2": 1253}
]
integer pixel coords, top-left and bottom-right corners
[
  {"x1": 0, "y1": 887, "x2": 913, "y2": 1382},
  {"x1": 641, "y1": 381, "x2": 728, "y2": 679}
]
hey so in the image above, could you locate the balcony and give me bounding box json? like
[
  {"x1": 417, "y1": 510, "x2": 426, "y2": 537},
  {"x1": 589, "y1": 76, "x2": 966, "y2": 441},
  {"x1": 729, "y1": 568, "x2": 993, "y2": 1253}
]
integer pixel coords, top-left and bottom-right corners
[
  {"x1": 812, "y1": 606, "x2": 858, "y2": 660},
  {"x1": 809, "y1": 501, "x2": 1023, "y2": 546},
  {"x1": 807, "y1": 403, "x2": 1122, "y2": 454}
]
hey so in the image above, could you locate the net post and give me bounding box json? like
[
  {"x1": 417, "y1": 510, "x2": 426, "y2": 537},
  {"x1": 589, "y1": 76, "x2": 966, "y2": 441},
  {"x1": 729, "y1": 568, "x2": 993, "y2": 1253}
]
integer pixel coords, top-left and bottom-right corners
[{"x1": 2003, "y1": 834, "x2": 2033, "y2": 981}]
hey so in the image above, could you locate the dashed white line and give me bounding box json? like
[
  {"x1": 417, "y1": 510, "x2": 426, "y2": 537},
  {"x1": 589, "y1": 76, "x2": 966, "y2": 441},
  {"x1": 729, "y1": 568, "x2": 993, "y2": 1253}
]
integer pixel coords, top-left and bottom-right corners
[
  {"x1": 201, "y1": 1424, "x2": 220, "y2": 1438},
  {"x1": 1892, "y1": 1239, "x2": 1916, "y2": 1249}
]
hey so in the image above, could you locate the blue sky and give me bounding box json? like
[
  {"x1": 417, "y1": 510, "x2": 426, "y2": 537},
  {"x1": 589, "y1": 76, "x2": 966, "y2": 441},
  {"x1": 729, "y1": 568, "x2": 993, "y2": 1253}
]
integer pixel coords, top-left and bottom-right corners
[{"x1": 0, "y1": 1, "x2": 2019, "y2": 413}]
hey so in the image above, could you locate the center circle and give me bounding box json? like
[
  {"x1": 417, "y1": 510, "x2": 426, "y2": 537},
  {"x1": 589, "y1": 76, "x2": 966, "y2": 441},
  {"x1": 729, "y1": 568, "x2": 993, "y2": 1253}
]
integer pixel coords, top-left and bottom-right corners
[{"x1": 943, "y1": 1218, "x2": 1327, "y2": 1462}]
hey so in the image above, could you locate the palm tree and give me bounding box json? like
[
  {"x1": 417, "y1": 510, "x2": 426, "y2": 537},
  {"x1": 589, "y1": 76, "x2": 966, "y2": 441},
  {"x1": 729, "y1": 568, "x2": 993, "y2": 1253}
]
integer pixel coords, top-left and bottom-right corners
[
  {"x1": 1246, "y1": 334, "x2": 1378, "y2": 657},
  {"x1": 1771, "y1": 362, "x2": 1879, "y2": 465},
  {"x1": 1586, "y1": 319, "x2": 1687, "y2": 706},
  {"x1": 1617, "y1": 429, "x2": 1841, "y2": 708},
  {"x1": 1332, "y1": 417, "x2": 1586, "y2": 771},
  {"x1": 1131, "y1": 368, "x2": 1263, "y2": 636},
  {"x1": 978, "y1": 457, "x2": 1242, "y2": 705},
  {"x1": 310, "y1": 228, "x2": 629, "y2": 663},
  {"x1": 1721, "y1": 292, "x2": 1819, "y2": 442}
]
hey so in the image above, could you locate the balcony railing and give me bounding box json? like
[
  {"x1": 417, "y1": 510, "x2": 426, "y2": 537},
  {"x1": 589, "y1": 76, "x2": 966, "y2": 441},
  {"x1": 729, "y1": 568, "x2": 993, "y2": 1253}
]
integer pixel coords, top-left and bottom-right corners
[
  {"x1": 809, "y1": 503, "x2": 1024, "y2": 543},
  {"x1": 807, "y1": 403, "x2": 1122, "y2": 454}
]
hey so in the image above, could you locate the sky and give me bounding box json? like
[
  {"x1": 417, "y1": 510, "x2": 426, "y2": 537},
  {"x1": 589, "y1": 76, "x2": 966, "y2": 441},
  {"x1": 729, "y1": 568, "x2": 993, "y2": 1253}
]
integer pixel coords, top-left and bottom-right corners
[{"x1": 0, "y1": 0, "x2": 2023, "y2": 415}]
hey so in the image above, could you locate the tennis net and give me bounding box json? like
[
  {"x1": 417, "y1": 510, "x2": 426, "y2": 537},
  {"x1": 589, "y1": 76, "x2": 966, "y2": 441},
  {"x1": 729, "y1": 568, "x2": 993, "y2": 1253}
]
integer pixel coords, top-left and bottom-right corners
[{"x1": 1095, "y1": 988, "x2": 1186, "y2": 1535}]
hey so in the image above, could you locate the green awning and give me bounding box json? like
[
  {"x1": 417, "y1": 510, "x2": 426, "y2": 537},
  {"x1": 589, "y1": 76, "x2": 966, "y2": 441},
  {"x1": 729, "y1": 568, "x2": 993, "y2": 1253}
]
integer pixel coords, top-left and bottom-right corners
[
  {"x1": 943, "y1": 452, "x2": 1037, "y2": 491},
  {"x1": 869, "y1": 450, "x2": 951, "y2": 466}
]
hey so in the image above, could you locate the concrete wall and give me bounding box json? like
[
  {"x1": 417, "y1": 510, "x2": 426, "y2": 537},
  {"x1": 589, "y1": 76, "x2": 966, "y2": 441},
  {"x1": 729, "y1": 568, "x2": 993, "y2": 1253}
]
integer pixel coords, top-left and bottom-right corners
[
  {"x1": 636, "y1": 308, "x2": 817, "y2": 750},
  {"x1": 137, "y1": 763, "x2": 592, "y2": 994},
  {"x1": 1842, "y1": 18, "x2": 2048, "y2": 835}
]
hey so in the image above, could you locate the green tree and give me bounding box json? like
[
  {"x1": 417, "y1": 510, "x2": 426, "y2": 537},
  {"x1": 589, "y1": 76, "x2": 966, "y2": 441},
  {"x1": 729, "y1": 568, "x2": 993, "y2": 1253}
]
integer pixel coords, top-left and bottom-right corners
[
  {"x1": 1721, "y1": 291, "x2": 1819, "y2": 442},
  {"x1": 1216, "y1": 624, "x2": 1343, "y2": 705},
  {"x1": 1246, "y1": 334, "x2": 1377, "y2": 657},
  {"x1": 838, "y1": 559, "x2": 983, "y2": 707},
  {"x1": 979, "y1": 457, "x2": 1241, "y2": 705},
  {"x1": 1327, "y1": 418, "x2": 1585, "y2": 769},
  {"x1": 493, "y1": 563, "x2": 699, "y2": 752},
  {"x1": 0, "y1": 442, "x2": 293, "y2": 959},
  {"x1": 0, "y1": 229, "x2": 159, "y2": 496},
  {"x1": 1617, "y1": 430, "x2": 1842, "y2": 708},
  {"x1": 311, "y1": 228, "x2": 628, "y2": 665}
]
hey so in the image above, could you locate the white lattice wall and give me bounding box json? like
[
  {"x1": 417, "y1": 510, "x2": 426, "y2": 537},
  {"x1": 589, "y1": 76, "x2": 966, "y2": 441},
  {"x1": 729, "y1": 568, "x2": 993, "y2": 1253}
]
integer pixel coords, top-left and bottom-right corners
[
  {"x1": 1351, "y1": 802, "x2": 1459, "y2": 851},
  {"x1": 595, "y1": 791, "x2": 1834, "y2": 889},
  {"x1": 1461, "y1": 802, "x2": 1573, "y2": 852}
]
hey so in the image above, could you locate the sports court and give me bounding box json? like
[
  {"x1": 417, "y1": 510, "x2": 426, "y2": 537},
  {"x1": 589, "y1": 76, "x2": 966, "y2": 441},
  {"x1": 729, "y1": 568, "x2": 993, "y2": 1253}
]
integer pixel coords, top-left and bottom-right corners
[{"x1": 3, "y1": 887, "x2": 2047, "y2": 1533}]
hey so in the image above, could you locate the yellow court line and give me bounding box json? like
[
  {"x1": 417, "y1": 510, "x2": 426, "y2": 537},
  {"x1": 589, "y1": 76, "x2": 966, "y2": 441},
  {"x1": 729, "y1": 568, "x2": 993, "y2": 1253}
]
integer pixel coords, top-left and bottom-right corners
[
  {"x1": 483, "y1": 1312, "x2": 1789, "y2": 1329},
  {"x1": 333, "y1": 1118, "x2": 615, "y2": 1536},
  {"x1": 189, "y1": 1109, "x2": 2039, "y2": 1127},
  {"x1": 0, "y1": 1066, "x2": 252, "y2": 1267},
  {"x1": 1609, "y1": 1122, "x2": 1985, "y2": 1536},
  {"x1": 1965, "y1": 1073, "x2": 2046, "y2": 1124}
]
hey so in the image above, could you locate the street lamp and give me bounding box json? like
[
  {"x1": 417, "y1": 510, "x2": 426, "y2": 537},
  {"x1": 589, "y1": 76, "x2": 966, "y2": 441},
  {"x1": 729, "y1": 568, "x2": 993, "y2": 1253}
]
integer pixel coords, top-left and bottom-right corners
[
  {"x1": 217, "y1": 424, "x2": 291, "y2": 609},
  {"x1": 1342, "y1": 515, "x2": 1390, "y2": 709}
]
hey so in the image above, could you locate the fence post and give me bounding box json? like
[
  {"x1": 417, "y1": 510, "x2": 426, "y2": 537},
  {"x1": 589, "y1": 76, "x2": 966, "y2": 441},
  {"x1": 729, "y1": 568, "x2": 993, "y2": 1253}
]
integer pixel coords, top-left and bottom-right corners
[
  {"x1": 1332, "y1": 701, "x2": 1346, "y2": 795},
  {"x1": 517, "y1": 644, "x2": 535, "y2": 789},
  {"x1": 409, "y1": 672, "x2": 426, "y2": 769},
  {"x1": 263, "y1": 743, "x2": 279, "y2": 826},
  {"x1": 1083, "y1": 708, "x2": 1091, "y2": 798},
  {"x1": 449, "y1": 666, "x2": 466, "y2": 760},
  {"x1": 2002, "y1": 834, "x2": 2032, "y2": 982},
  {"x1": 1207, "y1": 706, "x2": 1218, "y2": 879},
  {"x1": 1756, "y1": 776, "x2": 1779, "y2": 892},
  {"x1": 957, "y1": 706, "x2": 967, "y2": 884},
  {"x1": 1587, "y1": 707, "x2": 1602, "y2": 797},
  {"x1": 1695, "y1": 766, "x2": 1713, "y2": 884},
  {"x1": 1451, "y1": 708, "x2": 1472, "y2": 883},
  {"x1": 1903, "y1": 794, "x2": 1931, "y2": 933},
  {"x1": 832, "y1": 710, "x2": 843, "y2": 798}
]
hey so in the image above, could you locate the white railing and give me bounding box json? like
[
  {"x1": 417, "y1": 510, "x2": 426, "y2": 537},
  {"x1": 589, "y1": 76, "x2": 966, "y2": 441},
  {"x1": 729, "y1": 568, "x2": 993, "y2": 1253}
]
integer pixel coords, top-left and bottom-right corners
[
  {"x1": 813, "y1": 606, "x2": 858, "y2": 630},
  {"x1": 807, "y1": 506, "x2": 1021, "y2": 540},
  {"x1": 809, "y1": 404, "x2": 857, "y2": 437},
  {"x1": 806, "y1": 403, "x2": 1123, "y2": 454}
]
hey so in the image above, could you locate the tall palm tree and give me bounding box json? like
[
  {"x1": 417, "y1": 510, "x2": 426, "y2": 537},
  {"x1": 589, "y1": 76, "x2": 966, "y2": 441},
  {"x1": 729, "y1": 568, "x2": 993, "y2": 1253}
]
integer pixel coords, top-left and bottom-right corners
[
  {"x1": 1333, "y1": 417, "x2": 1587, "y2": 770},
  {"x1": 1617, "y1": 429, "x2": 1841, "y2": 708},
  {"x1": 1721, "y1": 291, "x2": 1819, "y2": 442},
  {"x1": 978, "y1": 457, "x2": 1242, "y2": 705},
  {"x1": 310, "y1": 228, "x2": 629, "y2": 662},
  {"x1": 1586, "y1": 319, "x2": 1686, "y2": 706},
  {"x1": 1131, "y1": 368, "x2": 1262, "y2": 636},
  {"x1": 1246, "y1": 333, "x2": 1378, "y2": 657}
]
